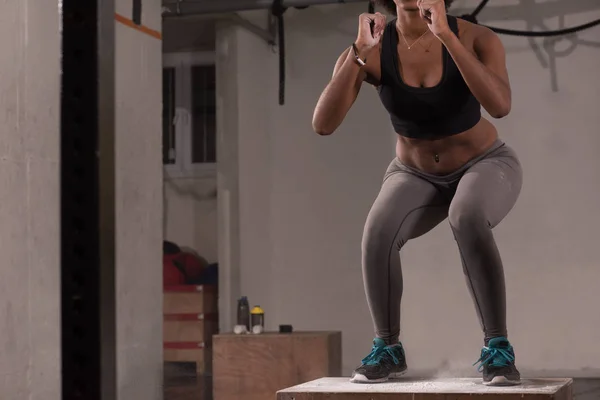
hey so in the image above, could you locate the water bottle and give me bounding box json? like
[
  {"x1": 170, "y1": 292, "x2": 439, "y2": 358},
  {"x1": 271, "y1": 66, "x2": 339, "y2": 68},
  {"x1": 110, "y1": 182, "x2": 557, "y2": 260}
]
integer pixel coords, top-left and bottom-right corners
[
  {"x1": 236, "y1": 296, "x2": 250, "y2": 332},
  {"x1": 250, "y1": 305, "x2": 265, "y2": 334}
]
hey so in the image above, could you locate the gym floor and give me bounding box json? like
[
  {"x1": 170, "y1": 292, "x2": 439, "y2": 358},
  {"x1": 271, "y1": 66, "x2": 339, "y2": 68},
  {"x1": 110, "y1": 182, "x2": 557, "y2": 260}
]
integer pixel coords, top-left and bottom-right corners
[{"x1": 164, "y1": 364, "x2": 212, "y2": 400}]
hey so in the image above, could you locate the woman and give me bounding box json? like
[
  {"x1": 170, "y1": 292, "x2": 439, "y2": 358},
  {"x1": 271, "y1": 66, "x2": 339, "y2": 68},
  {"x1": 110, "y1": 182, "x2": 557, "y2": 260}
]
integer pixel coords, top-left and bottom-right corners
[{"x1": 312, "y1": 0, "x2": 522, "y2": 387}]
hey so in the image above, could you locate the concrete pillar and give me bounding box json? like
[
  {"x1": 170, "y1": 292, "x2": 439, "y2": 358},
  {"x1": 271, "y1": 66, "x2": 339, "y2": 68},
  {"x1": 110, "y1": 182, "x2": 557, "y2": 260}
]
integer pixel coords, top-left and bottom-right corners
[
  {"x1": 0, "y1": 0, "x2": 163, "y2": 398},
  {"x1": 0, "y1": 0, "x2": 61, "y2": 398},
  {"x1": 115, "y1": 0, "x2": 163, "y2": 398}
]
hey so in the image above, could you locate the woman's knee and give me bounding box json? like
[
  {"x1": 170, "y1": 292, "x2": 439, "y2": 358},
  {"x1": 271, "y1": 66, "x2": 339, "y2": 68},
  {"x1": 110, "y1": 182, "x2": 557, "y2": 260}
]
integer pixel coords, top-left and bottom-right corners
[
  {"x1": 362, "y1": 216, "x2": 404, "y2": 253},
  {"x1": 448, "y1": 201, "x2": 489, "y2": 233}
]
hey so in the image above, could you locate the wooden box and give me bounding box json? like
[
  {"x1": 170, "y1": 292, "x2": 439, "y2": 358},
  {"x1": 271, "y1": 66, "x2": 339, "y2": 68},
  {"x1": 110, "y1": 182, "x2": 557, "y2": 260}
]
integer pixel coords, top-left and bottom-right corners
[
  {"x1": 277, "y1": 377, "x2": 573, "y2": 400},
  {"x1": 163, "y1": 343, "x2": 213, "y2": 375},
  {"x1": 163, "y1": 285, "x2": 218, "y2": 375},
  {"x1": 213, "y1": 331, "x2": 342, "y2": 400},
  {"x1": 163, "y1": 285, "x2": 217, "y2": 314},
  {"x1": 163, "y1": 313, "x2": 219, "y2": 345}
]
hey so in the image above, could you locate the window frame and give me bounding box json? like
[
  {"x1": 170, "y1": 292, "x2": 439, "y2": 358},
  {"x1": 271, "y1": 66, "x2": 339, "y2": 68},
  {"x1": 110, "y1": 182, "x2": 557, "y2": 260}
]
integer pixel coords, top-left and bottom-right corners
[{"x1": 163, "y1": 51, "x2": 217, "y2": 179}]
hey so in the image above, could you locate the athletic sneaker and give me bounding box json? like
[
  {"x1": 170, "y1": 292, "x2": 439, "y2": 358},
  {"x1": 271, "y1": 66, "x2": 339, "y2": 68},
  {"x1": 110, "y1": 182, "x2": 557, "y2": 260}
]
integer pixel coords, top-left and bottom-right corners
[
  {"x1": 350, "y1": 338, "x2": 407, "y2": 383},
  {"x1": 473, "y1": 337, "x2": 521, "y2": 386}
]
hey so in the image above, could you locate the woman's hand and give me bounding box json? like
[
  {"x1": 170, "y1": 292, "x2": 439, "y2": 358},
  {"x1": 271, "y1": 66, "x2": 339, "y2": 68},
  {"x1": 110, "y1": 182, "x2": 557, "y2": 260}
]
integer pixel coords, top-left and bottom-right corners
[
  {"x1": 417, "y1": 0, "x2": 451, "y2": 39},
  {"x1": 355, "y1": 12, "x2": 387, "y2": 52}
]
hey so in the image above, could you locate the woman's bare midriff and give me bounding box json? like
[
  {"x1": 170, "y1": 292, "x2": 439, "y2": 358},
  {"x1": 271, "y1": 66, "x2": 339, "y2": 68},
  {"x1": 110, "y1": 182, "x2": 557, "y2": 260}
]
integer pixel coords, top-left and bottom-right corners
[{"x1": 395, "y1": 117, "x2": 498, "y2": 175}]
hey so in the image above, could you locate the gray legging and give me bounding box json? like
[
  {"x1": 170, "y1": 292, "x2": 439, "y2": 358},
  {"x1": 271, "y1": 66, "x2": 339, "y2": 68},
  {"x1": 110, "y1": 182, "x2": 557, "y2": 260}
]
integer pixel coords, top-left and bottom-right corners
[{"x1": 361, "y1": 140, "x2": 522, "y2": 345}]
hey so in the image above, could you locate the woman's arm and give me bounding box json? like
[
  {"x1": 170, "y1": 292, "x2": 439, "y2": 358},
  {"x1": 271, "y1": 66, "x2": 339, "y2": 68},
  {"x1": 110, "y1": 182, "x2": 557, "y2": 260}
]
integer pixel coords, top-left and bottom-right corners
[
  {"x1": 312, "y1": 12, "x2": 386, "y2": 135},
  {"x1": 311, "y1": 46, "x2": 369, "y2": 135},
  {"x1": 439, "y1": 26, "x2": 512, "y2": 118}
]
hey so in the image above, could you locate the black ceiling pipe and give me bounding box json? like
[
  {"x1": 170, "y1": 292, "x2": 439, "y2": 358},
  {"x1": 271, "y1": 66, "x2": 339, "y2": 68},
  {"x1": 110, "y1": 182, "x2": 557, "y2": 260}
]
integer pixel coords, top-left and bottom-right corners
[{"x1": 162, "y1": 0, "x2": 367, "y2": 16}]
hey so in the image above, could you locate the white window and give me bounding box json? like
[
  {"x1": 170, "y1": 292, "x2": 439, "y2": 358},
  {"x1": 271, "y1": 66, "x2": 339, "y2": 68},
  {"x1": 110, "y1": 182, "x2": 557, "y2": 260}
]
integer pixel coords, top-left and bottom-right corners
[{"x1": 163, "y1": 51, "x2": 217, "y2": 178}]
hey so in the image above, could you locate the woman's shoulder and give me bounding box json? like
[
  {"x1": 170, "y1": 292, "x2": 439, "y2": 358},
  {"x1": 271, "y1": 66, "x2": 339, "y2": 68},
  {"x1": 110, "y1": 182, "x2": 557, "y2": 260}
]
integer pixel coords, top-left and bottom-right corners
[
  {"x1": 454, "y1": 16, "x2": 500, "y2": 52},
  {"x1": 455, "y1": 16, "x2": 497, "y2": 41}
]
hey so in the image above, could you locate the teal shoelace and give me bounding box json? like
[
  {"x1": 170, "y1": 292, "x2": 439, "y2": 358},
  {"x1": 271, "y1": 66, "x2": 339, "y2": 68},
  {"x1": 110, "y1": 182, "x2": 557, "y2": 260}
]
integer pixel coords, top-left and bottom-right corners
[
  {"x1": 362, "y1": 344, "x2": 401, "y2": 366},
  {"x1": 473, "y1": 341, "x2": 515, "y2": 372}
]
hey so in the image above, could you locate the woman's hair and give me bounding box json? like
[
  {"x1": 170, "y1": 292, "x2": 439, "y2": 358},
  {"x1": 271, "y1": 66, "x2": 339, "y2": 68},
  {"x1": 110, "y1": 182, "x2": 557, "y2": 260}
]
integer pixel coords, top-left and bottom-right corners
[{"x1": 372, "y1": 0, "x2": 454, "y2": 14}]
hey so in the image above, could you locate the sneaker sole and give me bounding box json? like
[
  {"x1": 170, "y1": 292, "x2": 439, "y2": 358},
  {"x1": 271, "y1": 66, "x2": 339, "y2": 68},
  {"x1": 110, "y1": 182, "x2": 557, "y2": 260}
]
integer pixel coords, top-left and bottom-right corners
[
  {"x1": 350, "y1": 370, "x2": 407, "y2": 384},
  {"x1": 483, "y1": 376, "x2": 521, "y2": 386}
]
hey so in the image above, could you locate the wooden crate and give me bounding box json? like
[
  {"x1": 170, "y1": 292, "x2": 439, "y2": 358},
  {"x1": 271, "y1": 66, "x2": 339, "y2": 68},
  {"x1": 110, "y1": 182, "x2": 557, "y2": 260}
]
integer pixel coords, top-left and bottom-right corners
[
  {"x1": 163, "y1": 313, "x2": 219, "y2": 345},
  {"x1": 164, "y1": 342, "x2": 212, "y2": 375},
  {"x1": 163, "y1": 285, "x2": 217, "y2": 314},
  {"x1": 163, "y1": 285, "x2": 218, "y2": 375},
  {"x1": 213, "y1": 331, "x2": 342, "y2": 400},
  {"x1": 277, "y1": 377, "x2": 574, "y2": 400}
]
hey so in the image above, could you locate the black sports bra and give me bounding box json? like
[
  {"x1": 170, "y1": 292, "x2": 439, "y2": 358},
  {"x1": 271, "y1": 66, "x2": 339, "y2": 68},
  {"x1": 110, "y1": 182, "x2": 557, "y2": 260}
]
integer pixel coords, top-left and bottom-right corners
[{"x1": 377, "y1": 15, "x2": 481, "y2": 139}]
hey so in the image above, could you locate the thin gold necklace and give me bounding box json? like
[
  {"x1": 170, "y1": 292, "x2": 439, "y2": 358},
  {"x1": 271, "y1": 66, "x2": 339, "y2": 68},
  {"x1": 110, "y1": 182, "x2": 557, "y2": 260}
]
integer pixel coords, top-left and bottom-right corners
[
  {"x1": 398, "y1": 26, "x2": 430, "y2": 50},
  {"x1": 419, "y1": 37, "x2": 435, "y2": 52}
]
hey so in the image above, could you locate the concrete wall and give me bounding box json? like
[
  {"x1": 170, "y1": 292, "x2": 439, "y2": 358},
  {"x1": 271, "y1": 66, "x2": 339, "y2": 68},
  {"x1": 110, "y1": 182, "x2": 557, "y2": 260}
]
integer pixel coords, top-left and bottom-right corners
[
  {"x1": 162, "y1": 17, "x2": 216, "y2": 53},
  {"x1": 216, "y1": 14, "x2": 278, "y2": 331},
  {"x1": 161, "y1": 19, "x2": 218, "y2": 263},
  {"x1": 164, "y1": 177, "x2": 218, "y2": 263},
  {"x1": 0, "y1": 0, "x2": 61, "y2": 399},
  {"x1": 218, "y1": 0, "x2": 600, "y2": 377},
  {"x1": 115, "y1": 0, "x2": 163, "y2": 398}
]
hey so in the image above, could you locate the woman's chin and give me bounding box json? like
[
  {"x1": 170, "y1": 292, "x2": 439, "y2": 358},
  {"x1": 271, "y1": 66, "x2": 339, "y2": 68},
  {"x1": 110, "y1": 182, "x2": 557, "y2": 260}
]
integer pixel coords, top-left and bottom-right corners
[
  {"x1": 401, "y1": 6, "x2": 421, "y2": 12},
  {"x1": 398, "y1": 0, "x2": 420, "y2": 11}
]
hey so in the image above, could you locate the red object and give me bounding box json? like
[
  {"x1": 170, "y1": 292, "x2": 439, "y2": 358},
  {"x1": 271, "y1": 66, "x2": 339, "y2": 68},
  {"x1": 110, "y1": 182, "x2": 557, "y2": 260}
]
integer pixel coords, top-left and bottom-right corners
[
  {"x1": 163, "y1": 254, "x2": 186, "y2": 285},
  {"x1": 163, "y1": 251, "x2": 208, "y2": 286},
  {"x1": 178, "y1": 252, "x2": 204, "y2": 281}
]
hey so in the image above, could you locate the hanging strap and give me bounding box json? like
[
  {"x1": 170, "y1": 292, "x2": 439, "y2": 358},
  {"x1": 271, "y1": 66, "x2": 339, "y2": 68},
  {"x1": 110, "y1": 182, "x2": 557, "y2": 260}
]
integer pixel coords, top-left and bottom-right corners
[{"x1": 272, "y1": 0, "x2": 287, "y2": 105}]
